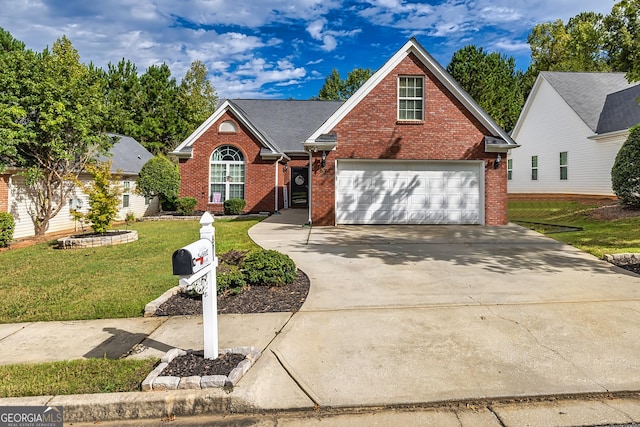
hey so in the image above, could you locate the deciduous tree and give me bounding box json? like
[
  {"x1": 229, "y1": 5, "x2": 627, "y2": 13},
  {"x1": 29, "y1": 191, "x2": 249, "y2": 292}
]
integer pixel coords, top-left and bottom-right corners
[
  {"x1": 178, "y1": 60, "x2": 218, "y2": 140},
  {"x1": 0, "y1": 33, "x2": 112, "y2": 235},
  {"x1": 605, "y1": 0, "x2": 640, "y2": 82},
  {"x1": 135, "y1": 155, "x2": 180, "y2": 211}
]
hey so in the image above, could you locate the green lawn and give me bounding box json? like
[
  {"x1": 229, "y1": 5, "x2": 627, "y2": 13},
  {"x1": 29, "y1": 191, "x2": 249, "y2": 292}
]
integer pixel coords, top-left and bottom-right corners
[
  {"x1": 508, "y1": 200, "x2": 640, "y2": 258},
  {"x1": 0, "y1": 358, "x2": 158, "y2": 397},
  {"x1": 0, "y1": 217, "x2": 261, "y2": 323}
]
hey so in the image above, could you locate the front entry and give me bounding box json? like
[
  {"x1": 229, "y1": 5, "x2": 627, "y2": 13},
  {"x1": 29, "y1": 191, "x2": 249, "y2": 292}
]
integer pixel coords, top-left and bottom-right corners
[{"x1": 290, "y1": 167, "x2": 309, "y2": 208}]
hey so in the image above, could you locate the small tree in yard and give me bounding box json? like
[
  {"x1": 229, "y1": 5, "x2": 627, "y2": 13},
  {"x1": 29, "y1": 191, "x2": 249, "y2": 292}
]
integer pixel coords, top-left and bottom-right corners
[
  {"x1": 75, "y1": 161, "x2": 122, "y2": 234},
  {"x1": 612, "y1": 125, "x2": 640, "y2": 208},
  {"x1": 135, "y1": 156, "x2": 180, "y2": 211}
]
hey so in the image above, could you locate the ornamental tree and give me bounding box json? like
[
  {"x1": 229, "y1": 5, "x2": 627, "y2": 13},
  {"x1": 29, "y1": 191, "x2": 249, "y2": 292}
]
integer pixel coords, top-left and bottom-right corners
[
  {"x1": 0, "y1": 33, "x2": 112, "y2": 235},
  {"x1": 612, "y1": 125, "x2": 640, "y2": 207},
  {"x1": 135, "y1": 155, "x2": 180, "y2": 210},
  {"x1": 74, "y1": 161, "x2": 122, "y2": 234}
]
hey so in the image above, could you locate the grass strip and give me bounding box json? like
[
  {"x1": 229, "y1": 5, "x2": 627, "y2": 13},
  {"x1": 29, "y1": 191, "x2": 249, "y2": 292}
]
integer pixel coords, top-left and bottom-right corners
[{"x1": 0, "y1": 358, "x2": 158, "y2": 398}]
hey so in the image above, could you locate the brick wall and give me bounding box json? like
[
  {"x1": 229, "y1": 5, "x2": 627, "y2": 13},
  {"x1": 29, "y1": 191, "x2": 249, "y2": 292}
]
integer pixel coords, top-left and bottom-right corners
[
  {"x1": 178, "y1": 112, "x2": 310, "y2": 214},
  {"x1": 0, "y1": 174, "x2": 8, "y2": 213},
  {"x1": 311, "y1": 53, "x2": 508, "y2": 226}
]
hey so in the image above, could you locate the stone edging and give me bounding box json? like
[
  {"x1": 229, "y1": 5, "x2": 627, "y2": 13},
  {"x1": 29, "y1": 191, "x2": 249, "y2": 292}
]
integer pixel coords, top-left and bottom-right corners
[
  {"x1": 144, "y1": 286, "x2": 180, "y2": 317},
  {"x1": 57, "y1": 230, "x2": 138, "y2": 249},
  {"x1": 142, "y1": 347, "x2": 261, "y2": 391},
  {"x1": 603, "y1": 253, "x2": 640, "y2": 264}
]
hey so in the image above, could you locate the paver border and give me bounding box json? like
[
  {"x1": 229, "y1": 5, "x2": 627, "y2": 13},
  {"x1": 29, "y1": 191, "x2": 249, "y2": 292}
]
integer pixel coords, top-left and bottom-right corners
[{"x1": 142, "y1": 347, "x2": 261, "y2": 391}]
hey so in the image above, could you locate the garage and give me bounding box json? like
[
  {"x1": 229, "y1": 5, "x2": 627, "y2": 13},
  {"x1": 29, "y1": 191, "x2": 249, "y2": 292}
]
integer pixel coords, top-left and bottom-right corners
[{"x1": 335, "y1": 160, "x2": 484, "y2": 225}]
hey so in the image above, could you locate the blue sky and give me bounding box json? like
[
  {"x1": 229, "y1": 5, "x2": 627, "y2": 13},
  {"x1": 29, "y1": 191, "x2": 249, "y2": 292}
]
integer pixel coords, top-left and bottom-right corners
[{"x1": 0, "y1": 0, "x2": 614, "y2": 100}]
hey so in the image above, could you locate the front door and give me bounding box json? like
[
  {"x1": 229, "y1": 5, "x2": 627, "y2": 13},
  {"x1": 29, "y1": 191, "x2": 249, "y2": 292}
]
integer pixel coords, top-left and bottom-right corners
[{"x1": 291, "y1": 167, "x2": 309, "y2": 208}]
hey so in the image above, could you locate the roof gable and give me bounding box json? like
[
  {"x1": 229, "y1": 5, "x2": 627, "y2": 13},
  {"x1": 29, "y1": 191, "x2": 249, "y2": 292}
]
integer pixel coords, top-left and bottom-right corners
[
  {"x1": 541, "y1": 72, "x2": 637, "y2": 132},
  {"x1": 306, "y1": 37, "x2": 517, "y2": 148},
  {"x1": 171, "y1": 99, "x2": 344, "y2": 158}
]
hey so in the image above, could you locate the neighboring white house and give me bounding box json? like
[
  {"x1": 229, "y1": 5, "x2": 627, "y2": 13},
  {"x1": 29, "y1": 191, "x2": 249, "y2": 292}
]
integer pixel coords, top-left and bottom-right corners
[
  {"x1": 509, "y1": 72, "x2": 640, "y2": 196},
  {"x1": 1, "y1": 134, "x2": 159, "y2": 239}
]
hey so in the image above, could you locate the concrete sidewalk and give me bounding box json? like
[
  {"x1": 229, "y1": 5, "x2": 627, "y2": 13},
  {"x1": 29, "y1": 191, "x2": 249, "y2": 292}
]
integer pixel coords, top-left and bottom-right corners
[{"x1": 3, "y1": 208, "x2": 640, "y2": 426}]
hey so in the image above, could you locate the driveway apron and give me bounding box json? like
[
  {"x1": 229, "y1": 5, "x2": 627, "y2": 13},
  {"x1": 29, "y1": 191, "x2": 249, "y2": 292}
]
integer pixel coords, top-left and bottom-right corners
[{"x1": 248, "y1": 209, "x2": 640, "y2": 408}]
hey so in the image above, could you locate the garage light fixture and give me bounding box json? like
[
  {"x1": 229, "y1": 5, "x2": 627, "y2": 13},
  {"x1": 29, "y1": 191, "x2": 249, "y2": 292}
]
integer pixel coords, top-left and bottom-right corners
[
  {"x1": 321, "y1": 150, "x2": 328, "y2": 167},
  {"x1": 494, "y1": 153, "x2": 502, "y2": 169}
]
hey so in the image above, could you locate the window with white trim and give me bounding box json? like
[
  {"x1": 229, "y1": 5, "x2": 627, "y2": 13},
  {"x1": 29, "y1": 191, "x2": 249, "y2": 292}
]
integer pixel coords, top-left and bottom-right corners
[
  {"x1": 122, "y1": 181, "x2": 130, "y2": 208},
  {"x1": 507, "y1": 158, "x2": 513, "y2": 180},
  {"x1": 210, "y1": 145, "x2": 245, "y2": 203},
  {"x1": 560, "y1": 151, "x2": 568, "y2": 180},
  {"x1": 398, "y1": 76, "x2": 424, "y2": 121},
  {"x1": 531, "y1": 156, "x2": 538, "y2": 181}
]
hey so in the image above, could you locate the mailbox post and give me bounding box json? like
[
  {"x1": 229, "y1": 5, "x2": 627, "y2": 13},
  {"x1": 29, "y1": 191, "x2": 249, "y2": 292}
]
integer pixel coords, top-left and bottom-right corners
[{"x1": 171, "y1": 212, "x2": 219, "y2": 359}]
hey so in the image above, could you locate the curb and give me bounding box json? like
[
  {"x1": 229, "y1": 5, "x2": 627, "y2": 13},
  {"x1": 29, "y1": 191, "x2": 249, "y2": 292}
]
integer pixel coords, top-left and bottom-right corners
[
  {"x1": 603, "y1": 252, "x2": 640, "y2": 264},
  {"x1": 144, "y1": 286, "x2": 180, "y2": 317}
]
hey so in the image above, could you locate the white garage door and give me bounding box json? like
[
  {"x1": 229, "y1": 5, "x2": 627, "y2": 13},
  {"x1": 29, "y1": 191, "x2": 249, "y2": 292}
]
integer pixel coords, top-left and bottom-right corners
[{"x1": 336, "y1": 160, "x2": 483, "y2": 225}]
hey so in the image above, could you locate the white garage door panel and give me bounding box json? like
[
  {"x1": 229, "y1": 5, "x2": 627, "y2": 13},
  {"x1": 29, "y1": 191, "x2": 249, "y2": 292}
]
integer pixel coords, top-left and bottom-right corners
[{"x1": 336, "y1": 161, "x2": 483, "y2": 225}]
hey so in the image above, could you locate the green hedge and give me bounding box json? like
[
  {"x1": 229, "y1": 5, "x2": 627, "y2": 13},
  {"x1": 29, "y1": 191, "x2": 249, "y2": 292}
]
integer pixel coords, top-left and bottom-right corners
[
  {"x1": 243, "y1": 249, "x2": 296, "y2": 286},
  {"x1": 223, "y1": 198, "x2": 246, "y2": 215},
  {"x1": 176, "y1": 197, "x2": 198, "y2": 216},
  {"x1": 0, "y1": 212, "x2": 15, "y2": 248}
]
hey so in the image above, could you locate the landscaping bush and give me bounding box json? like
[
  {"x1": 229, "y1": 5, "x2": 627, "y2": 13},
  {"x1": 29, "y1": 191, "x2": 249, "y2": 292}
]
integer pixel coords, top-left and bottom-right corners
[
  {"x1": 612, "y1": 125, "x2": 640, "y2": 208},
  {"x1": 224, "y1": 198, "x2": 246, "y2": 215},
  {"x1": 216, "y1": 265, "x2": 246, "y2": 295},
  {"x1": 175, "y1": 197, "x2": 198, "y2": 216},
  {"x1": 243, "y1": 249, "x2": 296, "y2": 286},
  {"x1": 0, "y1": 212, "x2": 15, "y2": 247}
]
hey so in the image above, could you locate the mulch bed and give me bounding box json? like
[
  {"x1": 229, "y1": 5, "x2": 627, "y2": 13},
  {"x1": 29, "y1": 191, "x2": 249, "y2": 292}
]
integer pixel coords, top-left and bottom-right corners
[
  {"x1": 153, "y1": 269, "x2": 309, "y2": 377},
  {"x1": 153, "y1": 268, "x2": 310, "y2": 316},
  {"x1": 163, "y1": 352, "x2": 246, "y2": 378}
]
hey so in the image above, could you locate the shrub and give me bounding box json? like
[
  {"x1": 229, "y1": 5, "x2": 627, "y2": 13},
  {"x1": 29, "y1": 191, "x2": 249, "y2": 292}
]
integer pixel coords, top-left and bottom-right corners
[
  {"x1": 0, "y1": 212, "x2": 15, "y2": 248},
  {"x1": 243, "y1": 249, "x2": 296, "y2": 286},
  {"x1": 216, "y1": 265, "x2": 246, "y2": 295},
  {"x1": 176, "y1": 197, "x2": 198, "y2": 216},
  {"x1": 612, "y1": 125, "x2": 640, "y2": 208},
  {"x1": 223, "y1": 198, "x2": 246, "y2": 215}
]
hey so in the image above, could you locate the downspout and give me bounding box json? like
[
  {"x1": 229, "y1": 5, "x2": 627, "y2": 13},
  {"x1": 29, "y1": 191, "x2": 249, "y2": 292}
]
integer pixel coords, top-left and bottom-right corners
[
  {"x1": 307, "y1": 151, "x2": 312, "y2": 226},
  {"x1": 275, "y1": 155, "x2": 284, "y2": 214}
]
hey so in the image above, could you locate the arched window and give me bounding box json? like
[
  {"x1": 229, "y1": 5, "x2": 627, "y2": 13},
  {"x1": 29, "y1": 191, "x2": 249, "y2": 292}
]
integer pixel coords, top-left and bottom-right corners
[{"x1": 210, "y1": 145, "x2": 245, "y2": 203}]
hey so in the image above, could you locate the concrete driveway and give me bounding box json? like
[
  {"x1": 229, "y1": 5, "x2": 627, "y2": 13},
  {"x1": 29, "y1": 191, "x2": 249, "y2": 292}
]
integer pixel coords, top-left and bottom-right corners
[{"x1": 247, "y1": 209, "x2": 640, "y2": 409}]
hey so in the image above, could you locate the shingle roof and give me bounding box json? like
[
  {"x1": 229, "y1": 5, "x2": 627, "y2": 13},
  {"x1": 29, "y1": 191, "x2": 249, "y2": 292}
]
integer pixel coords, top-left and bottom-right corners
[
  {"x1": 228, "y1": 99, "x2": 345, "y2": 152},
  {"x1": 597, "y1": 84, "x2": 640, "y2": 134},
  {"x1": 541, "y1": 72, "x2": 640, "y2": 133},
  {"x1": 99, "y1": 134, "x2": 154, "y2": 175}
]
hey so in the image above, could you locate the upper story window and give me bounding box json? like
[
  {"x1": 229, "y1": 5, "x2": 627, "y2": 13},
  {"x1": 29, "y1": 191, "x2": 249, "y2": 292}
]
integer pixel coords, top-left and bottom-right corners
[{"x1": 398, "y1": 76, "x2": 424, "y2": 121}]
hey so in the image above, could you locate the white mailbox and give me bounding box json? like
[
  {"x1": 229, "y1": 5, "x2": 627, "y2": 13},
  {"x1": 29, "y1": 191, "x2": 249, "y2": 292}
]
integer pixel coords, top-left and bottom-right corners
[{"x1": 172, "y1": 239, "x2": 213, "y2": 276}]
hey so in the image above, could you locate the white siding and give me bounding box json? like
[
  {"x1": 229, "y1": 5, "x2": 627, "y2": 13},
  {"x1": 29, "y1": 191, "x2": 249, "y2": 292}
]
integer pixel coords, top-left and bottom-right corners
[
  {"x1": 509, "y1": 78, "x2": 624, "y2": 196},
  {"x1": 9, "y1": 174, "x2": 158, "y2": 239}
]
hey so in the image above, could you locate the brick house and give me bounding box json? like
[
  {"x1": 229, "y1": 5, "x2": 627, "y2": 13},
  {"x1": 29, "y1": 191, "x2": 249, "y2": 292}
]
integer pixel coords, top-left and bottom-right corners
[{"x1": 171, "y1": 38, "x2": 518, "y2": 226}]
